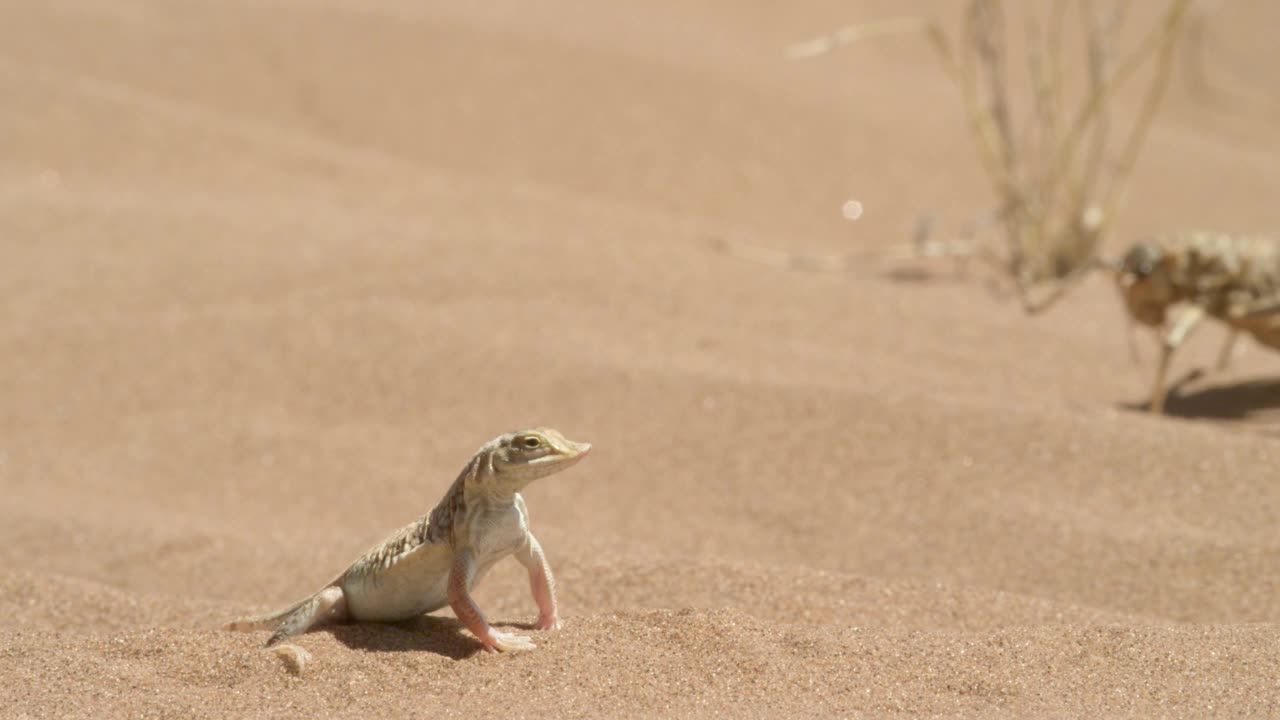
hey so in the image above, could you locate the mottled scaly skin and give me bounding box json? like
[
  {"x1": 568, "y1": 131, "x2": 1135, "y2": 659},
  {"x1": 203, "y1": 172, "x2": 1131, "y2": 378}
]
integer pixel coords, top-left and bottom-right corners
[
  {"x1": 225, "y1": 427, "x2": 591, "y2": 667},
  {"x1": 343, "y1": 449, "x2": 475, "y2": 582},
  {"x1": 1120, "y1": 231, "x2": 1280, "y2": 343}
]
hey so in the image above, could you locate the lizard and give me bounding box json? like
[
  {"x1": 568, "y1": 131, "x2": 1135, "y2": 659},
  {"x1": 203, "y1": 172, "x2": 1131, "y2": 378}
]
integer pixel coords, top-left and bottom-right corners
[{"x1": 225, "y1": 427, "x2": 591, "y2": 670}]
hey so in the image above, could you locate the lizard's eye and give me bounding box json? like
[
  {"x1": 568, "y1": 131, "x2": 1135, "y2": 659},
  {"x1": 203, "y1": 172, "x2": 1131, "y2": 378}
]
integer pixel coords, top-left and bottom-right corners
[{"x1": 521, "y1": 436, "x2": 542, "y2": 449}]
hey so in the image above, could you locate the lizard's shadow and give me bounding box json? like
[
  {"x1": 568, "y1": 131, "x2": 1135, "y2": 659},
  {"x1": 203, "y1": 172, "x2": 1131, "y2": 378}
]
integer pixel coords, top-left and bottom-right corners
[
  {"x1": 1118, "y1": 369, "x2": 1280, "y2": 423},
  {"x1": 326, "y1": 616, "x2": 538, "y2": 660}
]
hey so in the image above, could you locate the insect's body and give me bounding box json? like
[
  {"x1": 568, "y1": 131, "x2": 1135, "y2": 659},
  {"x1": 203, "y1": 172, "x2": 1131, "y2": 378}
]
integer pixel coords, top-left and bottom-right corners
[
  {"x1": 1116, "y1": 231, "x2": 1280, "y2": 411},
  {"x1": 1119, "y1": 232, "x2": 1280, "y2": 335}
]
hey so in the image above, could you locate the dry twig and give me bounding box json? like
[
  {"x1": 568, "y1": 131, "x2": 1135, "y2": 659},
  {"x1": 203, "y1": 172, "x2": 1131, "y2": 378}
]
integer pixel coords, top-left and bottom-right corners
[{"x1": 783, "y1": 0, "x2": 1193, "y2": 313}]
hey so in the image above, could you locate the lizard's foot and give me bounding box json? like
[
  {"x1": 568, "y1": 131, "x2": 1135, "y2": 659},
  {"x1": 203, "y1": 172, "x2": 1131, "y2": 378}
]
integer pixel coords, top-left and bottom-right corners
[
  {"x1": 535, "y1": 614, "x2": 560, "y2": 631},
  {"x1": 482, "y1": 630, "x2": 536, "y2": 653},
  {"x1": 268, "y1": 643, "x2": 312, "y2": 675}
]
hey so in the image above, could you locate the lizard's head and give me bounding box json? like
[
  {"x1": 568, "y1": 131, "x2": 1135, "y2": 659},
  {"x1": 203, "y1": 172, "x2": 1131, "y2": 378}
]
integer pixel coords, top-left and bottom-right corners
[
  {"x1": 488, "y1": 427, "x2": 591, "y2": 488},
  {"x1": 1115, "y1": 241, "x2": 1175, "y2": 326}
]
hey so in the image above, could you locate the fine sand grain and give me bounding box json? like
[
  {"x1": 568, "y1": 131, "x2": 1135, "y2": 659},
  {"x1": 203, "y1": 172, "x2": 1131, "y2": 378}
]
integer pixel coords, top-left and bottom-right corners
[{"x1": 3, "y1": 1, "x2": 1280, "y2": 717}]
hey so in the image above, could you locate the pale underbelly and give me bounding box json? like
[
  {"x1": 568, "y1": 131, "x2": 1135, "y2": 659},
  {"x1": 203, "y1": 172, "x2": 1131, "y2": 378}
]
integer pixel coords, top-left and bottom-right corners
[
  {"x1": 341, "y1": 543, "x2": 452, "y2": 622},
  {"x1": 339, "y1": 544, "x2": 501, "y2": 622}
]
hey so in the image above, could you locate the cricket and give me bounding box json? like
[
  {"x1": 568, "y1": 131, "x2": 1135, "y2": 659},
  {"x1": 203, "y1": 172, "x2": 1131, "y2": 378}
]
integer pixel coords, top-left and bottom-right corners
[{"x1": 1054, "y1": 231, "x2": 1280, "y2": 414}]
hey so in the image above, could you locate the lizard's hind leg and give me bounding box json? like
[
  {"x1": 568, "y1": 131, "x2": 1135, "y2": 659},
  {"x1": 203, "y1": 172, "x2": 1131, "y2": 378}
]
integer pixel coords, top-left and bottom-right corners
[
  {"x1": 263, "y1": 586, "x2": 348, "y2": 674},
  {"x1": 266, "y1": 585, "x2": 349, "y2": 647}
]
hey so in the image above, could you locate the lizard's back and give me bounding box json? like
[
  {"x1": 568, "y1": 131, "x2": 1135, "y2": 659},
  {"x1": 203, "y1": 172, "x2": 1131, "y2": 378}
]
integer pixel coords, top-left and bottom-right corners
[
  {"x1": 338, "y1": 516, "x2": 455, "y2": 622},
  {"x1": 337, "y1": 499, "x2": 528, "y2": 622}
]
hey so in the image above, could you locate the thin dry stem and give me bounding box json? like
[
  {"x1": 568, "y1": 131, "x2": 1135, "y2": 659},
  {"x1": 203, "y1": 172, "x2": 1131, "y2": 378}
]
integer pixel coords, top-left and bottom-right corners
[
  {"x1": 1096, "y1": 0, "x2": 1190, "y2": 237},
  {"x1": 786, "y1": 0, "x2": 1192, "y2": 311}
]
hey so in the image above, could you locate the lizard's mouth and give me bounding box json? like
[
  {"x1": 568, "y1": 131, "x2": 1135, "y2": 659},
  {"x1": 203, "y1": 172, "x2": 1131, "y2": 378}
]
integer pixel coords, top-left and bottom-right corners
[
  {"x1": 525, "y1": 441, "x2": 590, "y2": 467},
  {"x1": 555, "y1": 443, "x2": 591, "y2": 465},
  {"x1": 545, "y1": 441, "x2": 590, "y2": 468}
]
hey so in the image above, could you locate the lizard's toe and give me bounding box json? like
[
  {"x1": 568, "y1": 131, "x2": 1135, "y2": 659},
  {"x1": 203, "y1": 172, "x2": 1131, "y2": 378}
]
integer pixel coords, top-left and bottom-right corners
[{"x1": 485, "y1": 630, "x2": 536, "y2": 653}]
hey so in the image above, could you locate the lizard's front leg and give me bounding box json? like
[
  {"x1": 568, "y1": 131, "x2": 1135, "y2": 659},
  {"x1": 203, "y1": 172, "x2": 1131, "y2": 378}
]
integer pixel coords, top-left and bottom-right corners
[
  {"x1": 514, "y1": 533, "x2": 559, "y2": 630},
  {"x1": 448, "y1": 547, "x2": 536, "y2": 652}
]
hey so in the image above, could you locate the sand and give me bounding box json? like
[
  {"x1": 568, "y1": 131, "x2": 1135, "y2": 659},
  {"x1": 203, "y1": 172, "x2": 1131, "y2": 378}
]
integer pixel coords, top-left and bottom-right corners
[{"x1": 3, "y1": 1, "x2": 1280, "y2": 717}]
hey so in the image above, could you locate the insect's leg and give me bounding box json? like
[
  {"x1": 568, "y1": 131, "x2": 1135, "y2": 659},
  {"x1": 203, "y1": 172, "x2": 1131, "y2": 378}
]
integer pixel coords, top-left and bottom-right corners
[
  {"x1": 448, "y1": 548, "x2": 535, "y2": 652},
  {"x1": 1151, "y1": 305, "x2": 1207, "y2": 413},
  {"x1": 513, "y1": 533, "x2": 560, "y2": 631},
  {"x1": 1215, "y1": 329, "x2": 1238, "y2": 371}
]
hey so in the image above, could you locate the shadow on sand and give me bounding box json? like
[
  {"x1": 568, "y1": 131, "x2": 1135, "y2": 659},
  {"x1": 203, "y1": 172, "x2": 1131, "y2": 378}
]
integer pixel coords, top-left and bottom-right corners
[
  {"x1": 326, "y1": 615, "x2": 539, "y2": 660},
  {"x1": 1120, "y1": 369, "x2": 1280, "y2": 423}
]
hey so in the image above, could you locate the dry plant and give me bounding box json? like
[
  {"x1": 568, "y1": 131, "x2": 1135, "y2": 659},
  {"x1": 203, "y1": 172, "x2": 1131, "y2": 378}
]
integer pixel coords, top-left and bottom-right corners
[{"x1": 785, "y1": 0, "x2": 1193, "y2": 313}]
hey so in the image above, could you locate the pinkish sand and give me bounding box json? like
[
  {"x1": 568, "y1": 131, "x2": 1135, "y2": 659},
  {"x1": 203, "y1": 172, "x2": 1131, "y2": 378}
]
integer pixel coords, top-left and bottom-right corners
[{"x1": 3, "y1": 1, "x2": 1280, "y2": 717}]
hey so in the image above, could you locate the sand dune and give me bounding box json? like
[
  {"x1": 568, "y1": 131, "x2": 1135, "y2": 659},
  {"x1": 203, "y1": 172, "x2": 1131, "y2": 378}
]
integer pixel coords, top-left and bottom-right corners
[{"x1": 3, "y1": 1, "x2": 1280, "y2": 717}]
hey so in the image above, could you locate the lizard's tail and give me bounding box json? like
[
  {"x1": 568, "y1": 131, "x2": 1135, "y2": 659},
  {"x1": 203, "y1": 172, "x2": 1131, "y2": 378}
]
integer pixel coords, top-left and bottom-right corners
[{"x1": 224, "y1": 598, "x2": 308, "y2": 633}]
